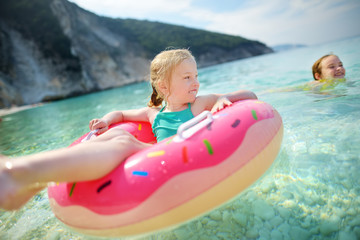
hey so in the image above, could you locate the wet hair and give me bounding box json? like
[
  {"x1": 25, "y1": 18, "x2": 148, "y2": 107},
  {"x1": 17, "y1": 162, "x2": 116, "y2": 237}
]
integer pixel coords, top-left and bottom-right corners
[
  {"x1": 312, "y1": 54, "x2": 336, "y2": 80},
  {"x1": 148, "y1": 48, "x2": 195, "y2": 107}
]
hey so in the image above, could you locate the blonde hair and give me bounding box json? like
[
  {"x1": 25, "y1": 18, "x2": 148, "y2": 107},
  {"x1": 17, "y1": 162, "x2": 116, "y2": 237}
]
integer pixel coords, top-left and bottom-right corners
[
  {"x1": 312, "y1": 54, "x2": 336, "y2": 80},
  {"x1": 148, "y1": 49, "x2": 195, "y2": 107}
]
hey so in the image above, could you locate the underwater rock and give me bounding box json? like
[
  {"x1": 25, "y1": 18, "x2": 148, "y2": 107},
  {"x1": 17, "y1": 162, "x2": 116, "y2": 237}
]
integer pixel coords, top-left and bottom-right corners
[
  {"x1": 349, "y1": 216, "x2": 360, "y2": 226},
  {"x1": 216, "y1": 232, "x2": 230, "y2": 239},
  {"x1": 222, "y1": 210, "x2": 231, "y2": 222},
  {"x1": 289, "y1": 226, "x2": 311, "y2": 240},
  {"x1": 278, "y1": 222, "x2": 291, "y2": 234},
  {"x1": 319, "y1": 217, "x2": 341, "y2": 236},
  {"x1": 338, "y1": 230, "x2": 357, "y2": 240},
  {"x1": 270, "y1": 215, "x2": 283, "y2": 228},
  {"x1": 209, "y1": 211, "x2": 222, "y2": 221},
  {"x1": 271, "y1": 229, "x2": 283, "y2": 240},
  {"x1": 260, "y1": 180, "x2": 276, "y2": 193},
  {"x1": 206, "y1": 220, "x2": 218, "y2": 228},
  {"x1": 196, "y1": 221, "x2": 203, "y2": 231},
  {"x1": 245, "y1": 228, "x2": 259, "y2": 239},
  {"x1": 233, "y1": 212, "x2": 247, "y2": 227},
  {"x1": 278, "y1": 207, "x2": 291, "y2": 219},
  {"x1": 353, "y1": 227, "x2": 360, "y2": 239},
  {"x1": 258, "y1": 228, "x2": 270, "y2": 239},
  {"x1": 173, "y1": 228, "x2": 192, "y2": 239},
  {"x1": 300, "y1": 215, "x2": 312, "y2": 228},
  {"x1": 200, "y1": 217, "x2": 210, "y2": 225},
  {"x1": 253, "y1": 199, "x2": 275, "y2": 220}
]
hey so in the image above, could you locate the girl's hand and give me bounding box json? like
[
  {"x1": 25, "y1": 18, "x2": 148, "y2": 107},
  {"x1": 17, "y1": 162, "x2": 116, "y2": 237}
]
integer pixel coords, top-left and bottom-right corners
[
  {"x1": 89, "y1": 119, "x2": 109, "y2": 135},
  {"x1": 211, "y1": 97, "x2": 232, "y2": 113}
]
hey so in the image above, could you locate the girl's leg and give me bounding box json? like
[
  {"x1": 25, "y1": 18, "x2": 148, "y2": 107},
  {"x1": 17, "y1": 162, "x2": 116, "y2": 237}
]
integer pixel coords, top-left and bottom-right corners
[{"x1": 0, "y1": 127, "x2": 151, "y2": 211}]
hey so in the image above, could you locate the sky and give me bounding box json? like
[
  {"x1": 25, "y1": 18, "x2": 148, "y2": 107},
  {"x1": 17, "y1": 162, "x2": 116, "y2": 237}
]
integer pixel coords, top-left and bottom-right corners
[{"x1": 68, "y1": 0, "x2": 360, "y2": 47}]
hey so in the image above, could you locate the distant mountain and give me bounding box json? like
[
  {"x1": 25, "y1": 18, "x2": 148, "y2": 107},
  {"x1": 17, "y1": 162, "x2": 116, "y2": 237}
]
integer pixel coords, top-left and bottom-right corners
[
  {"x1": 271, "y1": 44, "x2": 307, "y2": 52},
  {"x1": 0, "y1": 0, "x2": 273, "y2": 108}
]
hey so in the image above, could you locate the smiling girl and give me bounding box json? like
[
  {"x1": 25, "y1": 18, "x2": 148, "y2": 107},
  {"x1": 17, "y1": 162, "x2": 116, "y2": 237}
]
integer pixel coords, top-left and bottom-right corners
[{"x1": 306, "y1": 54, "x2": 346, "y2": 90}]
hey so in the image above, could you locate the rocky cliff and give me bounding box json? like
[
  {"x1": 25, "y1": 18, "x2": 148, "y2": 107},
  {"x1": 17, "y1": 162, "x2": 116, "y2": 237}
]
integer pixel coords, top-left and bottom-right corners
[{"x1": 0, "y1": 0, "x2": 273, "y2": 108}]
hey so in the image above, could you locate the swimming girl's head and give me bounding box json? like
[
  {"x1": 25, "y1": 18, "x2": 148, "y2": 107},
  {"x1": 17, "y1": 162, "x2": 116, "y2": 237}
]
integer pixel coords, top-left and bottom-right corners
[
  {"x1": 312, "y1": 54, "x2": 345, "y2": 80},
  {"x1": 148, "y1": 49, "x2": 196, "y2": 107}
]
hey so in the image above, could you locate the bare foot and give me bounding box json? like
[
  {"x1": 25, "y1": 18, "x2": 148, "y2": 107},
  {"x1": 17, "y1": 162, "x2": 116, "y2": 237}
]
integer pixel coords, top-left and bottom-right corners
[{"x1": 0, "y1": 156, "x2": 46, "y2": 211}]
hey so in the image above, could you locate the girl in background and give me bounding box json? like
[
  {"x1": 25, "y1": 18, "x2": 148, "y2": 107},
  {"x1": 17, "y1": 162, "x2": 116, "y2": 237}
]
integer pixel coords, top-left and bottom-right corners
[{"x1": 305, "y1": 54, "x2": 346, "y2": 90}]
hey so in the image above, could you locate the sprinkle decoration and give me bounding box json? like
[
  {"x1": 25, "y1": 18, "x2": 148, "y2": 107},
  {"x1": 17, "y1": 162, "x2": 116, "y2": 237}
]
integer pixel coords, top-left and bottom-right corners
[
  {"x1": 138, "y1": 124, "x2": 142, "y2": 131},
  {"x1": 133, "y1": 171, "x2": 148, "y2": 177},
  {"x1": 231, "y1": 119, "x2": 241, "y2": 128},
  {"x1": 147, "y1": 150, "x2": 165, "y2": 157},
  {"x1": 69, "y1": 183, "x2": 76, "y2": 197},
  {"x1": 251, "y1": 110, "x2": 258, "y2": 120},
  {"x1": 203, "y1": 139, "x2": 214, "y2": 155},
  {"x1": 97, "y1": 180, "x2": 112, "y2": 193},
  {"x1": 182, "y1": 146, "x2": 189, "y2": 163}
]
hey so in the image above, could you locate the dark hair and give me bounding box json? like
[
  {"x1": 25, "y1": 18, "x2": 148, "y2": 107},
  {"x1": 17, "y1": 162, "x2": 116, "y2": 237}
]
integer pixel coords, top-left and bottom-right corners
[{"x1": 149, "y1": 85, "x2": 163, "y2": 107}]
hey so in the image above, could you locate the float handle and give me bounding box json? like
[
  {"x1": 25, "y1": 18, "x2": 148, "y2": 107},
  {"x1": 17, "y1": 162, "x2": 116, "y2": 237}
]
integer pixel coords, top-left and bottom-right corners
[
  {"x1": 175, "y1": 111, "x2": 214, "y2": 141},
  {"x1": 81, "y1": 129, "x2": 100, "y2": 142}
]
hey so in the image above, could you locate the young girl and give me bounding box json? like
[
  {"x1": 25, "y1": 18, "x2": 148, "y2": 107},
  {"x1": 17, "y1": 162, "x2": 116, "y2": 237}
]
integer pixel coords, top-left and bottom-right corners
[
  {"x1": 306, "y1": 54, "x2": 346, "y2": 90},
  {"x1": 268, "y1": 54, "x2": 346, "y2": 93},
  {"x1": 0, "y1": 49, "x2": 257, "y2": 211}
]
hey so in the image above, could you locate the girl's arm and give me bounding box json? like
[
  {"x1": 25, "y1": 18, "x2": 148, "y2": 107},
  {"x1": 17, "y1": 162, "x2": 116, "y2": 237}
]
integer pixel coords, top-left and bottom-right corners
[
  {"x1": 89, "y1": 107, "x2": 155, "y2": 134},
  {"x1": 215, "y1": 89, "x2": 257, "y2": 103},
  {"x1": 194, "y1": 90, "x2": 258, "y2": 114},
  {"x1": 211, "y1": 89, "x2": 258, "y2": 112}
]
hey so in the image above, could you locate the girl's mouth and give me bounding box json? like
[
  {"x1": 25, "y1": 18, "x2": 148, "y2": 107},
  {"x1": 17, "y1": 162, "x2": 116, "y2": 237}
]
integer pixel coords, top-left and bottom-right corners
[{"x1": 335, "y1": 72, "x2": 345, "y2": 77}]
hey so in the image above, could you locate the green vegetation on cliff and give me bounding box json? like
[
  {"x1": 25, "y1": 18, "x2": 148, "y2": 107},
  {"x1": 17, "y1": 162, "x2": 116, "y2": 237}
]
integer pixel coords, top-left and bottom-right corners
[
  {"x1": 0, "y1": 0, "x2": 267, "y2": 64},
  {"x1": 0, "y1": 0, "x2": 76, "y2": 61},
  {"x1": 100, "y1": 18, "x2": 258, "y2": 58}
]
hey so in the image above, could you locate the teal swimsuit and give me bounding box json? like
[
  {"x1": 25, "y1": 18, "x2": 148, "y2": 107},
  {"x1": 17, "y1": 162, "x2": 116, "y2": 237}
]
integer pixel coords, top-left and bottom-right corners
[{"x1": 152, "y1": 103, "x2": 194, "y2": 142}]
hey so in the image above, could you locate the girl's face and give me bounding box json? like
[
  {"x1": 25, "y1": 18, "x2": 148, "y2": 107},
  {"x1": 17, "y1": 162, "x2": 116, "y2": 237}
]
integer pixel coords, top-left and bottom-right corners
[
  {"x1": 167, "y1": 58, "x2": 199, "y2": 104},
  {"x1": 317, "y1": 55, "x2": 346, "y2": 80}
]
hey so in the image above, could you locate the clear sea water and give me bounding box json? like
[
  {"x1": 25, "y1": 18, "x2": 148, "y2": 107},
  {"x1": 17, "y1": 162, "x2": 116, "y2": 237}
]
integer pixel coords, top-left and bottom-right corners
[{"x1": 1, "y1": 36, "x2": 359, "y2": 240}]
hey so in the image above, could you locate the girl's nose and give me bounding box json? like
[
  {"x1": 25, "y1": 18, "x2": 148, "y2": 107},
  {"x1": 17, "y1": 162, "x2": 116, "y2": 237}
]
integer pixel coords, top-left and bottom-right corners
[
  {"x1": 193, "y1": 78, "x2": 200, "y2": 87},
  {"x1": 195, "y1": 76, "x2": 200, "y2": 83}
]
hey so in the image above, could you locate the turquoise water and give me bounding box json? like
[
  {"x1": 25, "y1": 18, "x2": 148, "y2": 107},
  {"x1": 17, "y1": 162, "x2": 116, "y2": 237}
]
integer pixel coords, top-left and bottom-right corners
[{"x1": 1, "y1": 36, "x2": 360, "y2": 239}]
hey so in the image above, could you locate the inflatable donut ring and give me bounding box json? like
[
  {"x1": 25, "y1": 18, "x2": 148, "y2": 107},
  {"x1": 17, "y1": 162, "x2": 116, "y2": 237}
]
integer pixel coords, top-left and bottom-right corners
[{"x1": 48, "y1": 99, "x2": 283, "y2": 237}]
